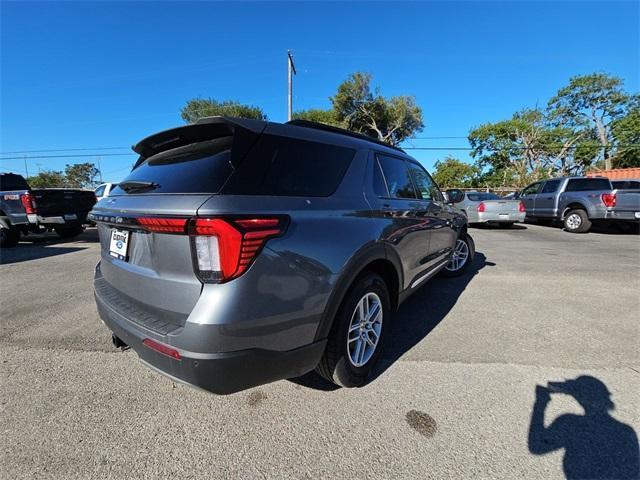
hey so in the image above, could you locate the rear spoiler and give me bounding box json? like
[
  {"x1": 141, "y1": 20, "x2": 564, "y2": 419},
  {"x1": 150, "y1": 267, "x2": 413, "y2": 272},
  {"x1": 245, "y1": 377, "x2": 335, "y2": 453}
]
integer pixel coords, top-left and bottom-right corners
[{"x1": 131, "y1": 116, "x2": 267, "y2": 169}]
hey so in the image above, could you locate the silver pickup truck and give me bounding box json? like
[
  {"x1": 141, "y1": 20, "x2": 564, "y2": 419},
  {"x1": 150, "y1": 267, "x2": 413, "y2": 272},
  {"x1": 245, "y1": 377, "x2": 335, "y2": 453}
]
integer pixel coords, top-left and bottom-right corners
[{"x1": 518, "y1": 176, "x2": 640, "y2": 233}]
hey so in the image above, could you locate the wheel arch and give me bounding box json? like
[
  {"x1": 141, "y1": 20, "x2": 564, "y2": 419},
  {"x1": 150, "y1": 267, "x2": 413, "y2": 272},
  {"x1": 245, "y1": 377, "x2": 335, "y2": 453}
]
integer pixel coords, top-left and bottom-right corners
[
  {"x1": 562, "y1": 202, "x2": 589, "y2": 219},
  {"x1": 313, "y1": 243, "x2": 401, "y2": 342}
]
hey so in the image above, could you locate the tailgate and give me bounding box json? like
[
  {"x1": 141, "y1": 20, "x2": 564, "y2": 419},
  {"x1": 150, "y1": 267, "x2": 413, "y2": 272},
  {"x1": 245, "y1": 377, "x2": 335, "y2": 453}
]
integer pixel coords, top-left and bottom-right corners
[
  {"x1": 31, "y1": 189, "x2": 96, "y2": 218},
  {"x1": 93, "y1": 194, "x2": 213, "y2": 315},
  {"x1": 612, "y1": 191, "x2": 640, "y2": 212}
]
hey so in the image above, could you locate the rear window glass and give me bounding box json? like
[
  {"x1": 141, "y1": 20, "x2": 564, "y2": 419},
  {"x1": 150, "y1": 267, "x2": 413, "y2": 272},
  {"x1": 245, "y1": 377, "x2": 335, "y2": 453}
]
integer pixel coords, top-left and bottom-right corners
[
  {"x1": 0, "y1": 174, "x2": 29, "y2": 191},
  {"x1": 225, "y1": 135, "x2": 355, "y2": 197},
  {"x1": 467, "y1": 193, "x2": 500, "y2": 201},
  {"x1": 565, "y1": 178, "x2": 611, "y2": 192},
  {"x1": 612, "y1": 180, "x2": 640, "y2": 189},
  {"x1": 111, "y1": 140, "x2": 233, "y2": 195}
]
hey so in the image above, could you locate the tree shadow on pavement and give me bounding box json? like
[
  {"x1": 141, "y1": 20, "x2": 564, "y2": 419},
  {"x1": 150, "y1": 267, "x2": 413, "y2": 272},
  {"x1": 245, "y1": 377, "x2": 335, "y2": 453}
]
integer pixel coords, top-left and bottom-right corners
[
  {"x1": 528, "y1": 376, "x2": 639, "y2": 479},
  {"x1": 290, "y1": 249, "x2": 492, "y2": 391},
  {"x1": 0, "y1": 228, "x2": 99, "y2": 265},
  {"x1": 0, "y1": 246, "x2": 88, "y2": 265}
]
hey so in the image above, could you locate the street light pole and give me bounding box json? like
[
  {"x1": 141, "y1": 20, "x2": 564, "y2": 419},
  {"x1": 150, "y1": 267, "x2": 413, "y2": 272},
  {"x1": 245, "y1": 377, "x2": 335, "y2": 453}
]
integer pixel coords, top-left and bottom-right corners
[{"x1": 287, "y1": 50, "x2": 297, "y2": 121}]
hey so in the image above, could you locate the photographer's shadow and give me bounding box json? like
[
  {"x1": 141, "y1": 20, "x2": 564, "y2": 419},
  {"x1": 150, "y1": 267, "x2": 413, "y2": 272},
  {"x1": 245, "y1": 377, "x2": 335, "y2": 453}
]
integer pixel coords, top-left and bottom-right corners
[{"x1": 528, "y1": 376, "x2": 639, "y2": 479}]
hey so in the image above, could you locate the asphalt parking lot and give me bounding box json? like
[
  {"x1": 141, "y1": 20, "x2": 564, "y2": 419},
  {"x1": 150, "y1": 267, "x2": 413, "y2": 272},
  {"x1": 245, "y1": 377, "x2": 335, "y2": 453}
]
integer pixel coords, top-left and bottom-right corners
[{"x1": 1, "y1": 224, "x2": 638, "y2": 479}]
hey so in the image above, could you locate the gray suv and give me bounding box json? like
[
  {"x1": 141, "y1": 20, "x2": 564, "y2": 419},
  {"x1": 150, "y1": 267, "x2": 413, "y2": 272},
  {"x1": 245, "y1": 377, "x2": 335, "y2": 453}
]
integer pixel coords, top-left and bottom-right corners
[{"x1": 91, "y1": 117, "x2": 472, "y2": 394}]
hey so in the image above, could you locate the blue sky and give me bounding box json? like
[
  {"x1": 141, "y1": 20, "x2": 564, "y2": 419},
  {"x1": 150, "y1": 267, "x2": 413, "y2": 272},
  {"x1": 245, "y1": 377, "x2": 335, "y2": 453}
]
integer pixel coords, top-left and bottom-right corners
[{"x1": 1, "y1": 1, "x2": 638, "y2": 182}]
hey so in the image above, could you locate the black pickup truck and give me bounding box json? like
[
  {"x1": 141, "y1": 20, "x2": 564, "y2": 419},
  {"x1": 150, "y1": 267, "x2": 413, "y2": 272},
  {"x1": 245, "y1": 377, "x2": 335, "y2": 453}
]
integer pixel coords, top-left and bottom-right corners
[{"x1": 0, "y1": 173, "x2": 96, "y2": 247}]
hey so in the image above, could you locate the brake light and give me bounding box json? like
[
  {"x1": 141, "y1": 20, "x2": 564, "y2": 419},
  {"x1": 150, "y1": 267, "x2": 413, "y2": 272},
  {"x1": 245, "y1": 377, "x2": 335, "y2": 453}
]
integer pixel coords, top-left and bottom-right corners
[
  {"x1": 138, "y1": 217, "x2": 188, "y2": 233},
  {"x1": 477, "y1": 202, "x2": 486, "y2": 213},
  {"x1": 142, "y1": 338, "x2": 181, "y2": 360},
  {"x1": 519, "y1": 201, "x2": 526, "y2": 212},
  {"x1": 20, "y1": 193, "x2": 36, "y2": 214},
  {"x1": 601, "y1": 193, "x2": 616, "y2": 208},
  {"x1": 189, "y1": 217, "x2": 288, "y2": 283}
]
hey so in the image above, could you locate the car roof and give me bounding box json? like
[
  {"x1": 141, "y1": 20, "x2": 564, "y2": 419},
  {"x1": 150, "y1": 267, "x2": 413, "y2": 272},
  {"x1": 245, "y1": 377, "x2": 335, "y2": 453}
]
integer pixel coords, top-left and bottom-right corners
[{"x1": 132, "y1": 116, "x2": 413, "y2": 163}]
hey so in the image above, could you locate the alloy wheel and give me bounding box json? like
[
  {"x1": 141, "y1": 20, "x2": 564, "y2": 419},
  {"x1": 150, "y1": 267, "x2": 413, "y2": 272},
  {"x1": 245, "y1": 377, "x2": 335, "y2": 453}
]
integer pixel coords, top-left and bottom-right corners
[
  {"x1": 347, "y1": 292, "x2": 383, "y2": 367},
  {"x1": 566, "y1": 213, "x2": 582, "y2": 230},
  {"x1": 445, "y1": 238, "x2": 469, "y2": 272}
]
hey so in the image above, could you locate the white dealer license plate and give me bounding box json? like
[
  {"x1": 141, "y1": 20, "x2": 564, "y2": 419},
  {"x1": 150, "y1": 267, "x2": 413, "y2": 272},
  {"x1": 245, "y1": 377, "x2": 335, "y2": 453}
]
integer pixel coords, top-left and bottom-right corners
[
  {"x1": 499, "y1": 213, "x2": 510, "y2": 219},
  {"x1": 109, "y1": 229, "x2": 130, "y2": 260}
]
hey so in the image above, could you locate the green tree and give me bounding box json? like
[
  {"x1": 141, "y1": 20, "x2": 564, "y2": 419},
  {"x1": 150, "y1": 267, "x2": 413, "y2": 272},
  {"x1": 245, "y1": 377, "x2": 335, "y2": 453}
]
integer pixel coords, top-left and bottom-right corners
[
  {"x1": 547, "y1": 73, "x2": 635, "y2": 169},
  {"x1": 180, "y1": 98, "x2": 266, "y2": 123},
  {"x1": 432, "y1": 156, "x2": 478, "y2": 188},
  {"x1": 330, "y1": 72, "x2": 424, "y2": 145},
  {"x1": 610, "y1": 107, "x2": 640, "y2": 168},
  {"x1": 26, "y1": 170, "x2": 66, "y2": 188},
  {"x1": 292, "y1": 108, "x2": 339, "y2": 126},
  {"x1": 64, "y1": 163, "x2": 99, "y2": 188},
  {"x1": 469, "y1": 108, "x2": 551, "y2": 186}
]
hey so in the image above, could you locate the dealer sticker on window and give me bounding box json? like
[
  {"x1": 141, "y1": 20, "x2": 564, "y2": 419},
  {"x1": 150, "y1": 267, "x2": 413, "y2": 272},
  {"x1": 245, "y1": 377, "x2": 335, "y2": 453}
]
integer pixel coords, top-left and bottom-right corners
[{"x1": 109, "y1": 229, "x2": 129, "y2": 260}]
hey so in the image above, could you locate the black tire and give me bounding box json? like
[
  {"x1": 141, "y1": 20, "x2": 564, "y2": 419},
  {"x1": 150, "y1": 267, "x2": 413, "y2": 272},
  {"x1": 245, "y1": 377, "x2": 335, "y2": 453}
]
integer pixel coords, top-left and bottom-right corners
[
  {"x1": 563, "y1": 209, "x2": 591, "y2": 233},
  {"x1": 316, "y1": 272, "x2": 390, "y2": 388},
  {"x1": 498, "y1": 222, "x2": 514, "y2": 228},
  {"x1": 0, "y1": 225, "x2": 20, "y2": 247},
  {"x1": 54, "y1": 224, "x2": 84, "y2": 238},
  {"x1": 440, "y1": 233, "x2": 475, "y2": 278}
]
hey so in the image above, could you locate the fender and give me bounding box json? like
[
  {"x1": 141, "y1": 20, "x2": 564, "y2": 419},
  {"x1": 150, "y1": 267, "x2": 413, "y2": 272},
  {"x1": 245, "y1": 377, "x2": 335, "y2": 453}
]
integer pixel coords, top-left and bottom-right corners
[
  {"x1": 560, "y1": 201, "x2": 590, "y2": 219},
  {"x1": 313, "y1": 241, "x2": 402, "y2": 342}
]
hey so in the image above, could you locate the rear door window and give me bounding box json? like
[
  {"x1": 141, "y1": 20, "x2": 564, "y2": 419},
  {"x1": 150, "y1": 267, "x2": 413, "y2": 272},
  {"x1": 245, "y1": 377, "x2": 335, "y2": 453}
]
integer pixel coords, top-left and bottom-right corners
[
  {"x1": 521, "y1": 182, "x2": 542, "y2": 196},
  {"x1": 226, "y1": 135, "x2": 355, "y2": 197},
  {"x1": 541, "y1": 179, "x2": 562, "y2": 193},
  {"x1": 376, "y1": 155, "x2": 417, "y2": 199},
  {"x1": 407, "y1": 162, "x2": 443, "y2": 201},
  {"x1": 565, "y1": 178, "x2": 612, "y2": 191}
]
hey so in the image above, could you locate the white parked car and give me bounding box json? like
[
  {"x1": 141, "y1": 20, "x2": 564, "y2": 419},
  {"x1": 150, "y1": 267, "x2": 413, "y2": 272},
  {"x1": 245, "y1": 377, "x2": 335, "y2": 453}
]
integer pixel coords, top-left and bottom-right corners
[{"x1": 94, "y1": 183, "x2": 118, "y2": 200}]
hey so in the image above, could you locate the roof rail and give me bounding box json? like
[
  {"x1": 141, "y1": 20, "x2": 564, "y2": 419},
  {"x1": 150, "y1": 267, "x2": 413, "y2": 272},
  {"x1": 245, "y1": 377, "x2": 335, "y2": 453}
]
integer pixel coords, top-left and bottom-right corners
[{"x1": 286, "y1": 119, "x2": 405, "y2": 153}]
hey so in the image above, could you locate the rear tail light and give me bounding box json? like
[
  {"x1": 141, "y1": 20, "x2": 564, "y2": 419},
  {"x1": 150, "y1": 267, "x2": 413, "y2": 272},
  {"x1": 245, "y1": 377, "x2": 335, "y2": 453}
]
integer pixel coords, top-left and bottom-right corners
[
  {"x1": 477, "y1": 202, "x2": 486, "y2": 213},
  {"x1": 142, "y1": 338, "x2": 181, "y2": 360},
  {"x1": 601, "y1": 193, "x2": 616, "y2": 208},
  {"x1": 519, "y1": 201, "x2": 526, "y2": 213},
  {"x1": 138, "y1": 217, "x2": 188, "y2": 233},
  {"x1": 20, "y1": 193, "x2": 37, "y2": 214},
  {"x1": 122, "y1": 215, "x2": 287, "y2": 283},
  {"x1": 189, "y1": 217, "x2": 288, "y2": 283}
]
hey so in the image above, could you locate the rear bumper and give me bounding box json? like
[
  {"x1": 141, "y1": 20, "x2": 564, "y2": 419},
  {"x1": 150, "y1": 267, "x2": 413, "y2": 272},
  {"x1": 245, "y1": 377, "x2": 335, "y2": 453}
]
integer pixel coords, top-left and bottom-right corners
[
  {"x1": 475, "y1": 212, "x2": 526, "y2": 223},
  {"x1": 604, "y1": 210, "x2": 640, "y2": 222},
  {"x1": 94, "y1": 270, "x2": 326, "y2": 395},
  {"x1": 37, "y1": 213, "x2": 89, "y2": 226}
]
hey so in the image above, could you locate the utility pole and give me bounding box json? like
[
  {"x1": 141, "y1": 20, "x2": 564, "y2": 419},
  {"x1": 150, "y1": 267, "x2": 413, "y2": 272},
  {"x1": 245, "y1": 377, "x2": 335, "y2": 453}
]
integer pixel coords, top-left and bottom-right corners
[
  {"x1": 287, "y1": 50, "x2": 297, "y2": 121},
  {"x1": 96, "y1": 156, "x2": 103, "y2": 183},
  {"x1": 23, "y1": 155, "x2": 29, "y2": 178}
]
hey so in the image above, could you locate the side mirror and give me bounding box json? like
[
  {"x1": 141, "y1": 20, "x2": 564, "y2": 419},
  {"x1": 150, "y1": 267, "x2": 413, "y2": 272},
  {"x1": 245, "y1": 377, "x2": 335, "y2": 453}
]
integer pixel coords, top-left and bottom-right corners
[{"x1": 446, "y1": 189, "x2": 464, "y2": 204}]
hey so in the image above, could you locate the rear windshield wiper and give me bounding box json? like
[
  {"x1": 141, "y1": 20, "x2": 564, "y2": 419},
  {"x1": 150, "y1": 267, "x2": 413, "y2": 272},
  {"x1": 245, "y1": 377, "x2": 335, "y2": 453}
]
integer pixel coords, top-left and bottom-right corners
[{"x1": 119, "y1": 180, "x2": 160, "y2": 193}]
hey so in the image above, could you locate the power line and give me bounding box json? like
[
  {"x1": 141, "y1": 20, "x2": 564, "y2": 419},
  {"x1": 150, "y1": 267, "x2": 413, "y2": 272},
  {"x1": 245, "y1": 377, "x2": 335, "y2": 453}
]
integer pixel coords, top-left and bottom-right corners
[
  {"x1": 0, "y1": 146, "x2": 130, "y2": 155},
  {"x1": 0, "y1": 152, "x2": 136, "y2": 161}
]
